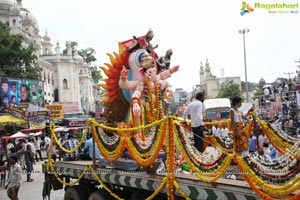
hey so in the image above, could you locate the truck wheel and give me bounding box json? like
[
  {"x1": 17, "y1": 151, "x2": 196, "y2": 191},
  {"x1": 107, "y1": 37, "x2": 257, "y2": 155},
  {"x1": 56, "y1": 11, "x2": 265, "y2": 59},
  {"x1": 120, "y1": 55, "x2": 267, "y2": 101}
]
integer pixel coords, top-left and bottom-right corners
[
  {"x1": 64, "y1": 186, "x2": 88, "y2": 200},
  {"x1": 88, "y1": 190, "x2": 113, "y2": 200}
]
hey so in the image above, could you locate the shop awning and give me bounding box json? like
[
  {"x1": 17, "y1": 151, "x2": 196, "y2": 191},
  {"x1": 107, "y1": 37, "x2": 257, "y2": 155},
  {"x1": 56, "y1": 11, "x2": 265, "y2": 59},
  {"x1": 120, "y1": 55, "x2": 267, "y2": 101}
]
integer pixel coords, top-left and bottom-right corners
[{"x1": 0, "y1": 115, "x2": 28, "y2": 128}]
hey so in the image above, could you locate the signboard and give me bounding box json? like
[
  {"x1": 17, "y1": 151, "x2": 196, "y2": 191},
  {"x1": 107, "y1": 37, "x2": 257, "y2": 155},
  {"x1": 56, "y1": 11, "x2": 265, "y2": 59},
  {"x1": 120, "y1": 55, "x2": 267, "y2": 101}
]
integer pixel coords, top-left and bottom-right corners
[
  {"x1": 53, "y1": 102, "x2": 80, "y2": 114},
  {"x1": 203, "y1": 98, "x2": 231, "y2": 110},
  {"x1": 45, "y1": 104, "x2": 64, "y2": 119},
  {"x1": 9, "y1": 105, "x2": 25, "y2": 119},
  {"x1": 0, "y1": 77, "x2": 44, "y2": 109}
]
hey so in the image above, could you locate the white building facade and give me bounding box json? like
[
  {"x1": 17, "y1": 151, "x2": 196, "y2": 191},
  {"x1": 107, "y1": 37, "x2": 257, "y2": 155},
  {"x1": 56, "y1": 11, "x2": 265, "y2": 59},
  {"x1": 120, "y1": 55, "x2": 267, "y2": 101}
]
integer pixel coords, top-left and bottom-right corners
[{"x1": 0, "y1": 0, "x2": 96, "y2": 114}]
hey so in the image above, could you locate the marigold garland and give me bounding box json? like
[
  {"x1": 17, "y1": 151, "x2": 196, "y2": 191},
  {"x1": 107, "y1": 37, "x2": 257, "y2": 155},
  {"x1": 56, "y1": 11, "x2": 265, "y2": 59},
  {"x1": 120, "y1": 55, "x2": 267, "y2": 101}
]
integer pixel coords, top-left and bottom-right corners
[
  {"x1": 174, "y1": 123, "x2": 232, "y2": 182},
  {"x1": 45, "y1": 116, "x2": 300, "y2": 199},
  {"x1": 257, "y1": 119, "x2": 293, "y2": 156},
  {"x1": 207, "y1": 135, "x2": 233, "y2": 153},
  {"x1": 237, "y1": 156, "x2": 300, "y2": 196},
  {"x1": 125, "y1": 122, "x2": 166, "y2": 166}
]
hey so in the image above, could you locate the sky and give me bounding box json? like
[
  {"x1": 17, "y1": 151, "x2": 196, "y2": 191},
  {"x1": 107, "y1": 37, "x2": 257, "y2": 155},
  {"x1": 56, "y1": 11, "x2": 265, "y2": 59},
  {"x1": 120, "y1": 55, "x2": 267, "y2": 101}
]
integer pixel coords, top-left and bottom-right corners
[{"x1": 22, "y1": 0, "x2": 300, "y2": 92}]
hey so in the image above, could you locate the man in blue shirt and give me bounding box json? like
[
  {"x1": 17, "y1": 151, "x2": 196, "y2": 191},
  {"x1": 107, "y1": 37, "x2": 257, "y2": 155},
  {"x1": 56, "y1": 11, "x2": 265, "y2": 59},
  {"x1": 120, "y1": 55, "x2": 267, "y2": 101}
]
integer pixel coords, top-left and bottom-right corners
[
  {"x1": 80, "y1": 137, "x2": 101, "y2": 160},
  {"x1": 248, "y1": 133, "x2": 257, "y2": 153}
]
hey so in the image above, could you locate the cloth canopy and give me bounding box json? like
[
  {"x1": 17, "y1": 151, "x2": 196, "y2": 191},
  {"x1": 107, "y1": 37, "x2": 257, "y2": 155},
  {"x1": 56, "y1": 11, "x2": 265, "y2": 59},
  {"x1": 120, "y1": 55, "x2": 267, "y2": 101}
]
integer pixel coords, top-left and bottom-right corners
[
  {"x1": 2, "y1": 131, "x2": 29, "y2": 139},
  {"x1": 0, "y1": 115, "x2": 28, "y2": 128}
]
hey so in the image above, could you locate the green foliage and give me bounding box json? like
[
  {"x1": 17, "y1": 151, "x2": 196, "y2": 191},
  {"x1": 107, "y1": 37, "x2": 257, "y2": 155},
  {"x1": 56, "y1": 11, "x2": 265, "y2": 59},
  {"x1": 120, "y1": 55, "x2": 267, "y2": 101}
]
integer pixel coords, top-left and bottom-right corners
[
  {"x1": 0, "y1": 22, "x2": 40, "y2": 79},
  {"x1": 217, "y1": 80, "x2": 243, "y2": 100},
  {"x1": 79, "y1": 48, "x2": 96, "y2": 64},
  {"x1": 62, "y1": 41, "x2": 78, "y2": 54},
  {"x1": 63, "y1": 41, "x2": 102, "y2": 83},
  {"x1": 254, "y1": 89, "x2": 263, "y2": 96},
  {"x1": 90, "y1": 65, "x2": 102, "y2": 84}
]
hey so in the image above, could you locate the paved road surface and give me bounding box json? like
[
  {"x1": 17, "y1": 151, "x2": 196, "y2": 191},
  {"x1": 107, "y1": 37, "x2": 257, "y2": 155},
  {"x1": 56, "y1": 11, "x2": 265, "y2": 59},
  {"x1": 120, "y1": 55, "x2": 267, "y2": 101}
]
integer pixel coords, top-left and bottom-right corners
[{"x1": 0, "y1": 154, "x2": 65, "y2": 200}]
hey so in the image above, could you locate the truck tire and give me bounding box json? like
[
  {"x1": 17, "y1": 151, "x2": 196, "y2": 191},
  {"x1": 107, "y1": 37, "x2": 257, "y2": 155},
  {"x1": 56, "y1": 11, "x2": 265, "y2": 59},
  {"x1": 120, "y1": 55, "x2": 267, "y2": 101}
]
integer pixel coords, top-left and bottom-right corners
[
  {"x1": 64, "y1": 186, "x2": 88, "y2": 200},
  {"x1": 88, "y1": 190, "x2": 113, "y2": 200}
]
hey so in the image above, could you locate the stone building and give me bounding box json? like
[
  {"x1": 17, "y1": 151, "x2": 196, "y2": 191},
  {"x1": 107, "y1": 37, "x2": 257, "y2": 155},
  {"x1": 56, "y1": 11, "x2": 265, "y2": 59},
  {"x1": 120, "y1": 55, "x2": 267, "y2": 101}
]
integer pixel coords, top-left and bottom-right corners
[
  {"x1": 198, "y1": 58, "x2": 241, "y2": 98},
  {"x1": 0, "y1": 0, "x2": 96, "y2": 114}
]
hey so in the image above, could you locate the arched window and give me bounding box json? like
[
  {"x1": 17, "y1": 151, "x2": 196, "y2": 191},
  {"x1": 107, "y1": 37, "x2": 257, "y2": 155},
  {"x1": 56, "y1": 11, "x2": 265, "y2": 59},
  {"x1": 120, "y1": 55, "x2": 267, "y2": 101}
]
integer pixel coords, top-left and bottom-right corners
[
  {"x1": 12, "y1": 19, "x2": 16, "y2": 26},
  {"x1": 63, "y1": 79, "x2": 68, "y2": 89}
]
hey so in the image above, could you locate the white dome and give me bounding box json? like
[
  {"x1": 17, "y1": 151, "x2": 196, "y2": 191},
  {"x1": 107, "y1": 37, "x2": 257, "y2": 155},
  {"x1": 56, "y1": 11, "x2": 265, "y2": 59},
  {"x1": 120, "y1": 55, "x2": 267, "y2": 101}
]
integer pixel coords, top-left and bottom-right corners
[
  {"x1": 19, "y1": 8, "x2": 39, "y2": 31},
  {"x1": 0, "y1": 0, "x2": 14, "y2": 6},
  {"x1": 10, "y1": 3, "x2": 19, "y2": 11}
]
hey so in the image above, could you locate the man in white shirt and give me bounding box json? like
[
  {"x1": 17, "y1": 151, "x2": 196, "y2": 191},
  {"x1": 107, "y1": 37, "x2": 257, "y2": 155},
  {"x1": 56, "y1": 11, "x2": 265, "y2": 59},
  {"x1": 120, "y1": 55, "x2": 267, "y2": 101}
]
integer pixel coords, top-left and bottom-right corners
[
  {"x1": 183, "y1": 92, "x2": 205, "y2": 152},
  {"x1": 6, "y1": 154, "x2": 22, "y2": 200}
]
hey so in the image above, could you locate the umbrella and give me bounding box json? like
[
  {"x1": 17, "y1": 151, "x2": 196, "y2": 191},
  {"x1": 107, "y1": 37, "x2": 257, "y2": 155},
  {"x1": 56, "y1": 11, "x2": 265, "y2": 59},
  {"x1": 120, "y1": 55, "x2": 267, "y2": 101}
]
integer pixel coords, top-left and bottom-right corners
[
  {"x1": 54, "y1": 127, "x2": 65, "y2": 132},
  {"x1": 2, "y1": 131, "x2": 29, "y2": 139},
  {"x1": 28, "y1": 131, "x2": 43, "y2": 137}
]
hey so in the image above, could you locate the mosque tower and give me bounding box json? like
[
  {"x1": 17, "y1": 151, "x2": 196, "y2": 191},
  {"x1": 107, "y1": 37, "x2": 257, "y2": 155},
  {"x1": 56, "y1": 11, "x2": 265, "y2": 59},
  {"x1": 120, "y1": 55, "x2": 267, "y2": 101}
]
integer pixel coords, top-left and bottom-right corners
[
  {"x1": 199, "y1": 62, "x2": 205, "y2": 83},
  {"x1": 41, "y1": 30, "x2": 53, "y2": 55}
]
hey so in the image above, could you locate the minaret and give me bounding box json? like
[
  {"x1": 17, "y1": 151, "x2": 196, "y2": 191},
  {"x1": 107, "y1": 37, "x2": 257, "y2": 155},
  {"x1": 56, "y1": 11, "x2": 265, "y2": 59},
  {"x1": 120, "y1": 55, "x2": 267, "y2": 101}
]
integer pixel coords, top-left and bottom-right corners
[
  {"x1": 41, "y1": 30, "x2": 53, "y2": 55},
  {"x1": 205, "y1": 58, "x2": 212, "y2": 78},
  {"x1": 199, "y1": 62, "x2": 205, "y2": 83},
  {"x1": 16, "y1": 0, "x2": 22, "y2": 6}
]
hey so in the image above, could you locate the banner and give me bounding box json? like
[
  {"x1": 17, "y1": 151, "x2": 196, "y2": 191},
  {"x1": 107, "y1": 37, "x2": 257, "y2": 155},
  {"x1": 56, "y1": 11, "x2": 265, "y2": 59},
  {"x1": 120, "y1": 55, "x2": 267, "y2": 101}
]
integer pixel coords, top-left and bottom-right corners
[
  {"x1": 29, "y1": 121, "x2": 46, "y2": 129},
  {"x1": 0, "y1": 77, "x2": 44, "y2": 109}
]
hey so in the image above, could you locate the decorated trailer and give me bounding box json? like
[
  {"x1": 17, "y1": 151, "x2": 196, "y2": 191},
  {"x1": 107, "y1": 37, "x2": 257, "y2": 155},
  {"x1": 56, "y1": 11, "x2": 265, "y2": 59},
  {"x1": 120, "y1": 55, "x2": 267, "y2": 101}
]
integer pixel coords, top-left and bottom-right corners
[{"x1": 43, "y1": 30, "x2": 300, "y2": 200}]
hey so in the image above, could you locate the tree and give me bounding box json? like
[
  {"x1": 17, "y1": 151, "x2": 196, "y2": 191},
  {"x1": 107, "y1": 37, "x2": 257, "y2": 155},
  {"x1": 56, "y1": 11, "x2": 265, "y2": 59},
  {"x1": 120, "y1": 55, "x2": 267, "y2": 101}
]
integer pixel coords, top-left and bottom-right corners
[
  {"x1": 62, "y1": 41, "x2": 78, "y2": 55},
  {"x1": 0, "y1": 22, "x2": 41, "y2": 79},
  {"x1": 217, "y1": 80, "x2": 244, "y2": 100},
  {"x1": 79, "y1": 48, "x2": 96, "y2": 64},
  {"x1": 63, "y1": 41, "x2": 102, "y2": 84}
]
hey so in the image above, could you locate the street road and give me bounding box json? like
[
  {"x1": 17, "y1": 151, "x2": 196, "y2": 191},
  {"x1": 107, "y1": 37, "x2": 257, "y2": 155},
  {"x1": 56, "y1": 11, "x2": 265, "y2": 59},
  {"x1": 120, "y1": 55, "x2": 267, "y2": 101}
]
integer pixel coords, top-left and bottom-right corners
[{"x1": 0, "y1": 160, "x2": 65, "y2": 200}]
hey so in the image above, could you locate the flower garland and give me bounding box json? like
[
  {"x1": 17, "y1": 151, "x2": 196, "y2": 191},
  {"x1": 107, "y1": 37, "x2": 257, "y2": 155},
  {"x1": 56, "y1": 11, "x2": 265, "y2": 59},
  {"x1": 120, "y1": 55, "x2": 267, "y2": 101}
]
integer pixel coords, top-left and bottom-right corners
[
  {"x1": 207, "y1": 135, "x2": 233, "y2": 153},
  {"x1": 257, "y1": 118, "x2": 294, "y2": 156},
  {"x1": 88, "y1": 164, "x2": 124, "y2": 200},
  {"x1": 51, "y1": 123, "x2": 88, "y2": 154},
  {"x1": 236, "y1": 156, "x2": 300, "y2": 196},
  {"x1": 244, "y1": 154, "x2": 300, "y2": 184},
  {"x1": 174, "y1": 181, "x2": 191, "y2": 200},
  {"x1": 145, "y1": 175, "x2": 170, "y2": 200},
  {"x1": 154, "y1": 81, "x2": 161, "y2": 120},
  {"x1": 174, "y1": 123, "x2": 232, "y2": 182},
  {"x1": 92, "y1": 124, "x2": 126, "y2": 162},
  {"x1": 269, "y1": 123, "x2": 300, "y2": 144},
  {"x1": 146, "y1": 80, "x2": 155, "y2": 122},
  {"x1": 176, "y1": 123, "x2": 227, "y2": 170},
  {"x1": 130, "y1": 126, "x2": 157, "y2": 153},
  {"x1": 125, "y1": 121, "x2": 166, "y2": 166},
  {"x1": 168, "y1": 119, "x2": 175, "y2": 200}
]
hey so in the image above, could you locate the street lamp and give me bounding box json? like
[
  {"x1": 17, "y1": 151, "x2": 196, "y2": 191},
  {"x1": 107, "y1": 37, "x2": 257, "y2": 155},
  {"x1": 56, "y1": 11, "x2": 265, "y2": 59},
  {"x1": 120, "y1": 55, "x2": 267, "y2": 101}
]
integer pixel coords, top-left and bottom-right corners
[{"x1": 239, "y1": 28, "x2": 250, "y2": 102}]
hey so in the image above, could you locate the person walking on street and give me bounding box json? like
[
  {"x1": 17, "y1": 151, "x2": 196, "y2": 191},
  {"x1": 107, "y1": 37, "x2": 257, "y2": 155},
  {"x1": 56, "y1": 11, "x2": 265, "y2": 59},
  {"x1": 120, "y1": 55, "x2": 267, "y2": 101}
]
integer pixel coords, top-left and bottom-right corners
[
  {"x1": 5, "y1": 154, "x2": 22, "y2": 200},
  {"x1": 183, "y1": 92, "x2": 206, "y2": 153},
  {"x1": 24, "y1": 145, "x2": 34, "y2": 182},
  {"x1": 34, "y1": 136, "x2": 43, "y2": 161}
]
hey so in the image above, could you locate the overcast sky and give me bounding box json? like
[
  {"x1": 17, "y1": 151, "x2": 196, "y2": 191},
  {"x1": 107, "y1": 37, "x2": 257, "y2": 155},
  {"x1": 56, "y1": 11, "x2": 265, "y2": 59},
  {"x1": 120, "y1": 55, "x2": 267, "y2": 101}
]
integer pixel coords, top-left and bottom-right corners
[{"x1": 23, "y1": 0, "x2": 300, "y2": 91}]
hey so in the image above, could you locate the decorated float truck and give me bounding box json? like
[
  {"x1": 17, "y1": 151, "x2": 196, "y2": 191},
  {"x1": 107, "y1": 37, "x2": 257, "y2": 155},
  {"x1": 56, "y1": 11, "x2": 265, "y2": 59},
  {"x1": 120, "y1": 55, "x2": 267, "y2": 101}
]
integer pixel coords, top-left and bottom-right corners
[{"x1": 42, "y1": 30, "x2": 300, "y2": 200}]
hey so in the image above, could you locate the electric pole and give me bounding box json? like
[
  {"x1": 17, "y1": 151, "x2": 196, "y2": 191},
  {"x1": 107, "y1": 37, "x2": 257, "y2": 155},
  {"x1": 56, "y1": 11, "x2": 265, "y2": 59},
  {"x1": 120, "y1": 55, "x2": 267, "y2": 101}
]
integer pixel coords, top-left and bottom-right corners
[{"x1": 284, "y1": 72, "x2": 294, "y2": 80}]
